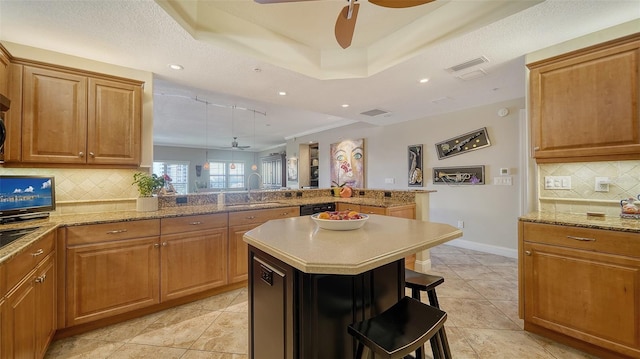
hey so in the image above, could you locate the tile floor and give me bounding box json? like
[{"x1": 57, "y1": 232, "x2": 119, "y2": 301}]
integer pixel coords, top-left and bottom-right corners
[{"x1": 44, "y1": 244, "x2": 600, "y2": 359}]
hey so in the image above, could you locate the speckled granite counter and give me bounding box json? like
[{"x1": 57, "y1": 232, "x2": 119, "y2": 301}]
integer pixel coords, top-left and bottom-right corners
[
  {"x1": 0, "y1": 195, "x2": 418, "y2": 265},
  {"x1": 243, "y1": 214, "x2": 462, "y2": 275},
  {"x1": 519, "y1": 212, "x2": 640, "y2": 233}
]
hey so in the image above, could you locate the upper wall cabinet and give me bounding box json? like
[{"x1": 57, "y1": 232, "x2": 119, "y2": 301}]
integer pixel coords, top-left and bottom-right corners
[
  {"x1": 5, "y1": 62, "x2": 143, "y2": 166},
  {"x1": 528, "y1": 33, "x2": 640, "y2": 163}
]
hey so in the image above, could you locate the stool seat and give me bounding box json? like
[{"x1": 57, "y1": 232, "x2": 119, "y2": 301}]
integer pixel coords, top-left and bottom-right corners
[
  {"x1": 404, "y1": 269, "x2": 444, "y2": 293},
  {"x1": 348, "y1": 296, "x2": 447, "y2": 359}
]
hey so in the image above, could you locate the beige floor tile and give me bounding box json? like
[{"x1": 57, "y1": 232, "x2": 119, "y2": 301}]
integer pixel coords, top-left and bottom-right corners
[
  {"x1": 439, "y1": 297, "x2": 521, "y2": 330},
  {"x1": 489, "y1": 300, "x2": 524, "y2": 330},
  {"x1": 470, "y1": 253, "x2": 517, "y2": 266},
  {"x1": 190, "y1": 311, "x2": 248, "y2": 354},
  {"x1": 528, "y1": 333, "x2": 602, "y2": 359},
  {"x1": 44, "y1": 338, "x2": 124, "y2": 359},
  {"x1": 181, "y1": 288, "x2": 245, "y2": 312},
  {"x1": 467, "y1": 279, "x2": 519, "y2": 301},
  {"x1": 181, "y1": 350, "x2": 248, "y2": 359},
  {"x1": 77, "y1": 311, "x2": 163, "y2": 342},
  {"x1": 129, "y1": 308, "x2": 222, "y2": 348},
  {"x1": 432, "y1": 253, "x2": 482, "y2": 265},
  {"x1": 436, "y1": 277, "x2": 485, "y2": 300},
  {"x1": 107, "y1": 343, "x2": 186, "y2": 359},
  {"x1": 460, "y1": 328, "x2": 555, "y2": 359},
  {"x1": 447, "y1": 264, "x2": 507, "y2": 281},
  {"x1": 486, "y1": 264, "x2": 518, "y2": 281}
]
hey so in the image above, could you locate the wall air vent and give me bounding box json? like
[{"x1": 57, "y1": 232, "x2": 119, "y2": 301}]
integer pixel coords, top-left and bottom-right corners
[
  {"x1": 360, "y1": 109, "x2": 390, "y2": 117},
  {"x1": 446, "y1": 56, "x2": 489, "y2": 73}
]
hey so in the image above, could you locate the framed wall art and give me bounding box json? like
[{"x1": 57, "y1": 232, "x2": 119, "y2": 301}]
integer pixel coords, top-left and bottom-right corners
[
  {"x1": 435, "y1": 127, "x2": 491, "y2": 160},
  {"x1": 287, "y1": 157, "x2": 298, "y2": 182},
  {"x1": 330, "y1": 138, "x2": 364, "y2": 188},
  {"x1": 408, "y1": 144, "x2": 423, "y2": 187},
  {"x1": 432, "y1": 165, "x2": 485, "y2": 185}
]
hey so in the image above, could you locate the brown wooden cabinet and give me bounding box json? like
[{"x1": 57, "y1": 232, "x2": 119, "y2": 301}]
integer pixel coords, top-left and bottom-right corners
[
  {"x1": 160, "y1": 214, "x2": 228, "y2": 302},
  {"x1": 228, "y1": 207, "x2": 300, "y2": 284},
  {"x1": 64, "y1": 220, "x2": 161, "y2": 326},
  {"x1": 5, "y1": 62, "x2": 142, "y2": 166},
  {"x1": 1, "y1": 231, "x2": 56, "y2": 359},
  {"x1": 0, "y1": 44, "x2": 10, "y2": 98},
  {"x1": 528, "y1": 33, "x2": 640, "y2": 163},
  {"x1": 519, "y1": 221, "x2": 640, "y2": 358}
]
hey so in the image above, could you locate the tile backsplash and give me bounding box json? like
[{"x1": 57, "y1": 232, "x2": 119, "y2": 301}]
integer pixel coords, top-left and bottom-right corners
[
  {"x1": 0, "y1": 167, "x2": 140, "y2": 214},
  {"x1": 538, "y1": 160, "x2": 640, "y2": 216}
]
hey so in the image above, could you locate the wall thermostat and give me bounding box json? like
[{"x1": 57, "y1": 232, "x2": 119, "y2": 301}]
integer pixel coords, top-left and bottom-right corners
[{"x1": 498, "y1": 108, "x2": 509, "y2": 117}]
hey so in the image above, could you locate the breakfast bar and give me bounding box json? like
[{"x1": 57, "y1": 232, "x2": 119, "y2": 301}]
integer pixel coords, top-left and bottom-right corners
[{"x1": 244, "y1": 214, "x2": 462, "y2": 358}]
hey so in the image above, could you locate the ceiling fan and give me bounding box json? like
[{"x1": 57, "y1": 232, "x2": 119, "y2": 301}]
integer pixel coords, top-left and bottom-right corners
[
  {"x1": 224, "y1": 137, "x2": 251, "y2": 150},
  {"x1": 254, "y1": 0, "x2": 435, "y2": 49}
]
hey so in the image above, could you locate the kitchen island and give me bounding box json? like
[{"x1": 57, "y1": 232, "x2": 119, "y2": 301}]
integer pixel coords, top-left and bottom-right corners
[{"x1": 243, "y1": 214, "x2": 462, "y2": 359}]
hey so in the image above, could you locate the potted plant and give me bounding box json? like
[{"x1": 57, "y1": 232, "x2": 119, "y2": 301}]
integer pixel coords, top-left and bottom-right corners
[{"x1": 132, "y1": 172, "x2": 164, "y2": 212}]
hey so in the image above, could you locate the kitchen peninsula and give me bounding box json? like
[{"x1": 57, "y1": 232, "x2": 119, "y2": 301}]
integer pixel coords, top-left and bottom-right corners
[{"x1": 244, "y1": 214, "x2": 462, "y2": 358}]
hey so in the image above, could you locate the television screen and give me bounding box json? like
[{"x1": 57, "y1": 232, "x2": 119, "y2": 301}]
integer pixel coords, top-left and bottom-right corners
[{"x1": 0, "y1": 176, "x2": 55, "y2": 219}]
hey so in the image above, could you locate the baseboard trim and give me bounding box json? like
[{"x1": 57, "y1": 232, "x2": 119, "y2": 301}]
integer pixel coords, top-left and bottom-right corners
[{"x1": 447, "y1": 239, "x2": 518, "y2": 259}]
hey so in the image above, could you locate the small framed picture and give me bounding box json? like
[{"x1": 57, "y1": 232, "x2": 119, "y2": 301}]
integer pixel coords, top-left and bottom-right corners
[
  {"x1": 408, "y1": 145, "x2": 423, "y2": 187},
  {"x1": 435, "y1": 127, "x2": 491, "y2": 160},
  {"x1": 433, "y1": 165, "x2": 485, "y2": 185}
]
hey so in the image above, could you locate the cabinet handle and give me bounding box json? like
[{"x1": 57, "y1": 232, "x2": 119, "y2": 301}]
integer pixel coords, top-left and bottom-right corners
[
  {"x1": 525, "y1": 250, "x2": 532, "y2": 256},
  {"x1": 566, "y1": 235, "x2": 596, "y2": 242},
  {"x1": 89, "y1": 152, "x2": 95, "y2": 157},
  {"x1": 189, "y1": 221, "x2": 203, "y2": 225},
  {"x1": 280, "y1": 212, "x2": 289, "y2": 216},
  {"x1": 245, "y1": 216, "x2": 256, "y2": 220},
  {"x1": 162, "y1": 242, "x2": 168, "y2": 246},
  {"x1": 35, "y1": 274, "x2": 46, "y2": 283},
  {"x1": 533, "y1": 147, "x2": 540, "y2": 151},
  {"x1": 153, "y1": 243, "x2": 160, "y2": 248},
  {"x1": 32, "y1": 249, "x2": 44, "y2": 257},
  {"x1": 79, "y1": 151, "x2": 84, "y2": 157},
  {"x1": 106, "y1": 229, "x2": 128, "y2": 234}
]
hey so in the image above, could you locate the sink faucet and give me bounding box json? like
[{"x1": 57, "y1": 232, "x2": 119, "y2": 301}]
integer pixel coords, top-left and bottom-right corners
[{"x1": 247, "y1": 172, "x2": 262, "y2": 192}]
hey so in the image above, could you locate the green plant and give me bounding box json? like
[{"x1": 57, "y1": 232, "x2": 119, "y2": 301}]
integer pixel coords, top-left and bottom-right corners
[{"x1": 132, "y1": 172, "x2": 164, "y2": 197}]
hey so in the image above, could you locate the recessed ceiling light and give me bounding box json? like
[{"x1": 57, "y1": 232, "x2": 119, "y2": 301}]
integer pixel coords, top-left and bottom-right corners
[
  {"x1": 419, "y1": 78, "x2": 429, "y2": 83},
  {"x1": 341, "y1": 104, "x2": 349, "y2": 108},
  {"x1": 278, "y1": 91, "x2": 287, "y2": 96},
  {"x1": 168, "y1": 64, "x2": 183, "y2": 70}
]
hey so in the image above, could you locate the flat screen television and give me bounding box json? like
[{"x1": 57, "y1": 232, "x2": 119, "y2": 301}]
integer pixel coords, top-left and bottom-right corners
[{"x1": 0, "y1": 175, "x2": 55, "y2": 223}]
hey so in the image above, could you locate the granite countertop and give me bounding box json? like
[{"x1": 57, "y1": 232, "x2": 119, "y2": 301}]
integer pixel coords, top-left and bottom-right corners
[
  {"x1": 0, "y1": 196, "x2": 416, "y2": 265},
  {"x1": 519, "y1": 212, "x2": 640, "y2": 233},
  {"x1": 243, "y1": 214, "x2": 462, "y2": 275}
]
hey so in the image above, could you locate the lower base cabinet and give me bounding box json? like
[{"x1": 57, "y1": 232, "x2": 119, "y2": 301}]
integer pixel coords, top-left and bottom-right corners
[
  {"x1": 2, "y1": 232, "x2": 56, "y2": 359},
  {"x1": 520, "y1": 221, "x2": 640, "y2": 359}
]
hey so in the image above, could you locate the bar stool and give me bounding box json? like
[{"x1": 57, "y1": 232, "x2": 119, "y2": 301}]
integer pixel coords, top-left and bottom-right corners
[
  {"x1": 404, "y1": 269, "x2": 451, "y2": 359},
  {"x1": 347, "y1": 296, "x2": 448, "y2": 359}
]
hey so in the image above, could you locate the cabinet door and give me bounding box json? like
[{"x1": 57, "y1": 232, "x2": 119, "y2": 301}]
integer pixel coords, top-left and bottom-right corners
[
  {"x1": 160, "y1": 228, "x2": 228, "y2": 302},
  {"x1": 360, "y1": 205, "x2": 386, "y2": 215},
  {"x1": 87, "y1": 78, "x2": 141, "y2": 165},
  {"x1": 66, "y1": 237, "x2": 160, "y2": 326},
  {"x1": 229, "y1": 223, "x2": 261, "y2": 284},
  {"x1": 22, "y1": 66, "x2": 88, "y2": 163},
  {"x1": 3, "y1": 275, "x2": 36, "y2": 359},
  {"x1": 529, "y1": 35, "x2": 640, "y2": 162},
  {"x1": 524, "y1": 242, "x2": 640, "y2": 358},
  {"x1": 34, "y1": 254, "x2": 55, "y2": 359}
]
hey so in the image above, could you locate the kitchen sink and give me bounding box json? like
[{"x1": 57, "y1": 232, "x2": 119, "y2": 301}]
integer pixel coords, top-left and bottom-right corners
[{"x1": 0, "y1": 226, "x2": 39, "y2": 248}]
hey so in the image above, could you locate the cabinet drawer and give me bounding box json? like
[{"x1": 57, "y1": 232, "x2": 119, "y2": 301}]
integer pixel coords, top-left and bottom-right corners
[
  {"x1": 522, "y1": 222, "x2": 640, "y2": 257},
  {"x1": 161, "y1": 213, "x2": 228, "y2": 235},
  {"x1": 66, "y1": 219, "x2": 160, "y2": 246},
  {"x1": 229, "y1": 207, "x2": 300, "y2": 226},
  {"x1": 5, "y1": 231, "x2": 55, "y2": 291},
  {"x1": 336, "y1": 203, "x2": 360, "y2": 212},
  {"x1": 360, "y1": 205, "x2": 386, "y2": 215}
]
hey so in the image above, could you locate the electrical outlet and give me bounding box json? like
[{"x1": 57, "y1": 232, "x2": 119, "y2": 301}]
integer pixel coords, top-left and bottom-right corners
[
  {"x1": 544, "y1": 176, "x2": 571, "y2": 190},
  {"x1": 594, "y1": 177, "x2": 610, "y2": 192},
  {"x1": 384, "y1": 178, "x2": 395, "y2": 184},
  {"x1": 457, "y1": 220, "x2": 464, "y2": 229}
]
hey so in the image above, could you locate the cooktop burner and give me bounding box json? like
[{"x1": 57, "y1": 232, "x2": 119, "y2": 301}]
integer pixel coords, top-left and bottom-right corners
[{"x1": 0, "y1": 227, "x2": 39, "y2": 248}]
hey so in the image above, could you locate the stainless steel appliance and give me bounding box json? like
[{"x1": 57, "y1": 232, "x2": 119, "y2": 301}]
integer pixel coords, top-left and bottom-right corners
[{"x1": 300, "y1": 202, "x2": 335, "y2": 216}]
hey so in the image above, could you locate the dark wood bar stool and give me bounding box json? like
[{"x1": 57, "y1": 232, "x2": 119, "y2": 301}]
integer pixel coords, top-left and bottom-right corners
[
  {"x1": 404, "y1": 269, "x2": 451, "y2": 359},
  {"x1": 348, "y1": 296, "x2": 448, "y2": 359}
]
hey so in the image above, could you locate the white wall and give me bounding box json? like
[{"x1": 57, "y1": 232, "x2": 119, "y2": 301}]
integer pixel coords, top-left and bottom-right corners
[{"x1": 287, "y1": 98, "x2": 524, "y2": 255}]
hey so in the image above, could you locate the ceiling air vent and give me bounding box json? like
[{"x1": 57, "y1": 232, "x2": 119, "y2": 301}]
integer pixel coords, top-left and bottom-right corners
[
  {"x1": 456, "y1": 69, "x2": 487, "y2": 81},
  {"x1": 446, "y1": 56, "x2": 489, "y2": 73},
  {"x1": 360, "y1": 109, "x2": 390, "y2": 117}
]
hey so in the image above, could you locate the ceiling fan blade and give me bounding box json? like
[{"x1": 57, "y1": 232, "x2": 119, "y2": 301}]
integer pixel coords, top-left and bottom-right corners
[
  {"x1": 368, "y1": 0, "x2": 435, "y2": 8},
  {"x1": 335, "y1": 3, "x2": 360, "y2": 49}
]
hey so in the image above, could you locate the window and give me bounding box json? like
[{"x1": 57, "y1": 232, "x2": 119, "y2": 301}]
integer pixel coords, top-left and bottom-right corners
[
  {"x1": 209, "y1": 161, "x2": 245, "y2": 189},
  {"x1": 153, "y1": 161, "x2": 189, "y2": 194}
]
